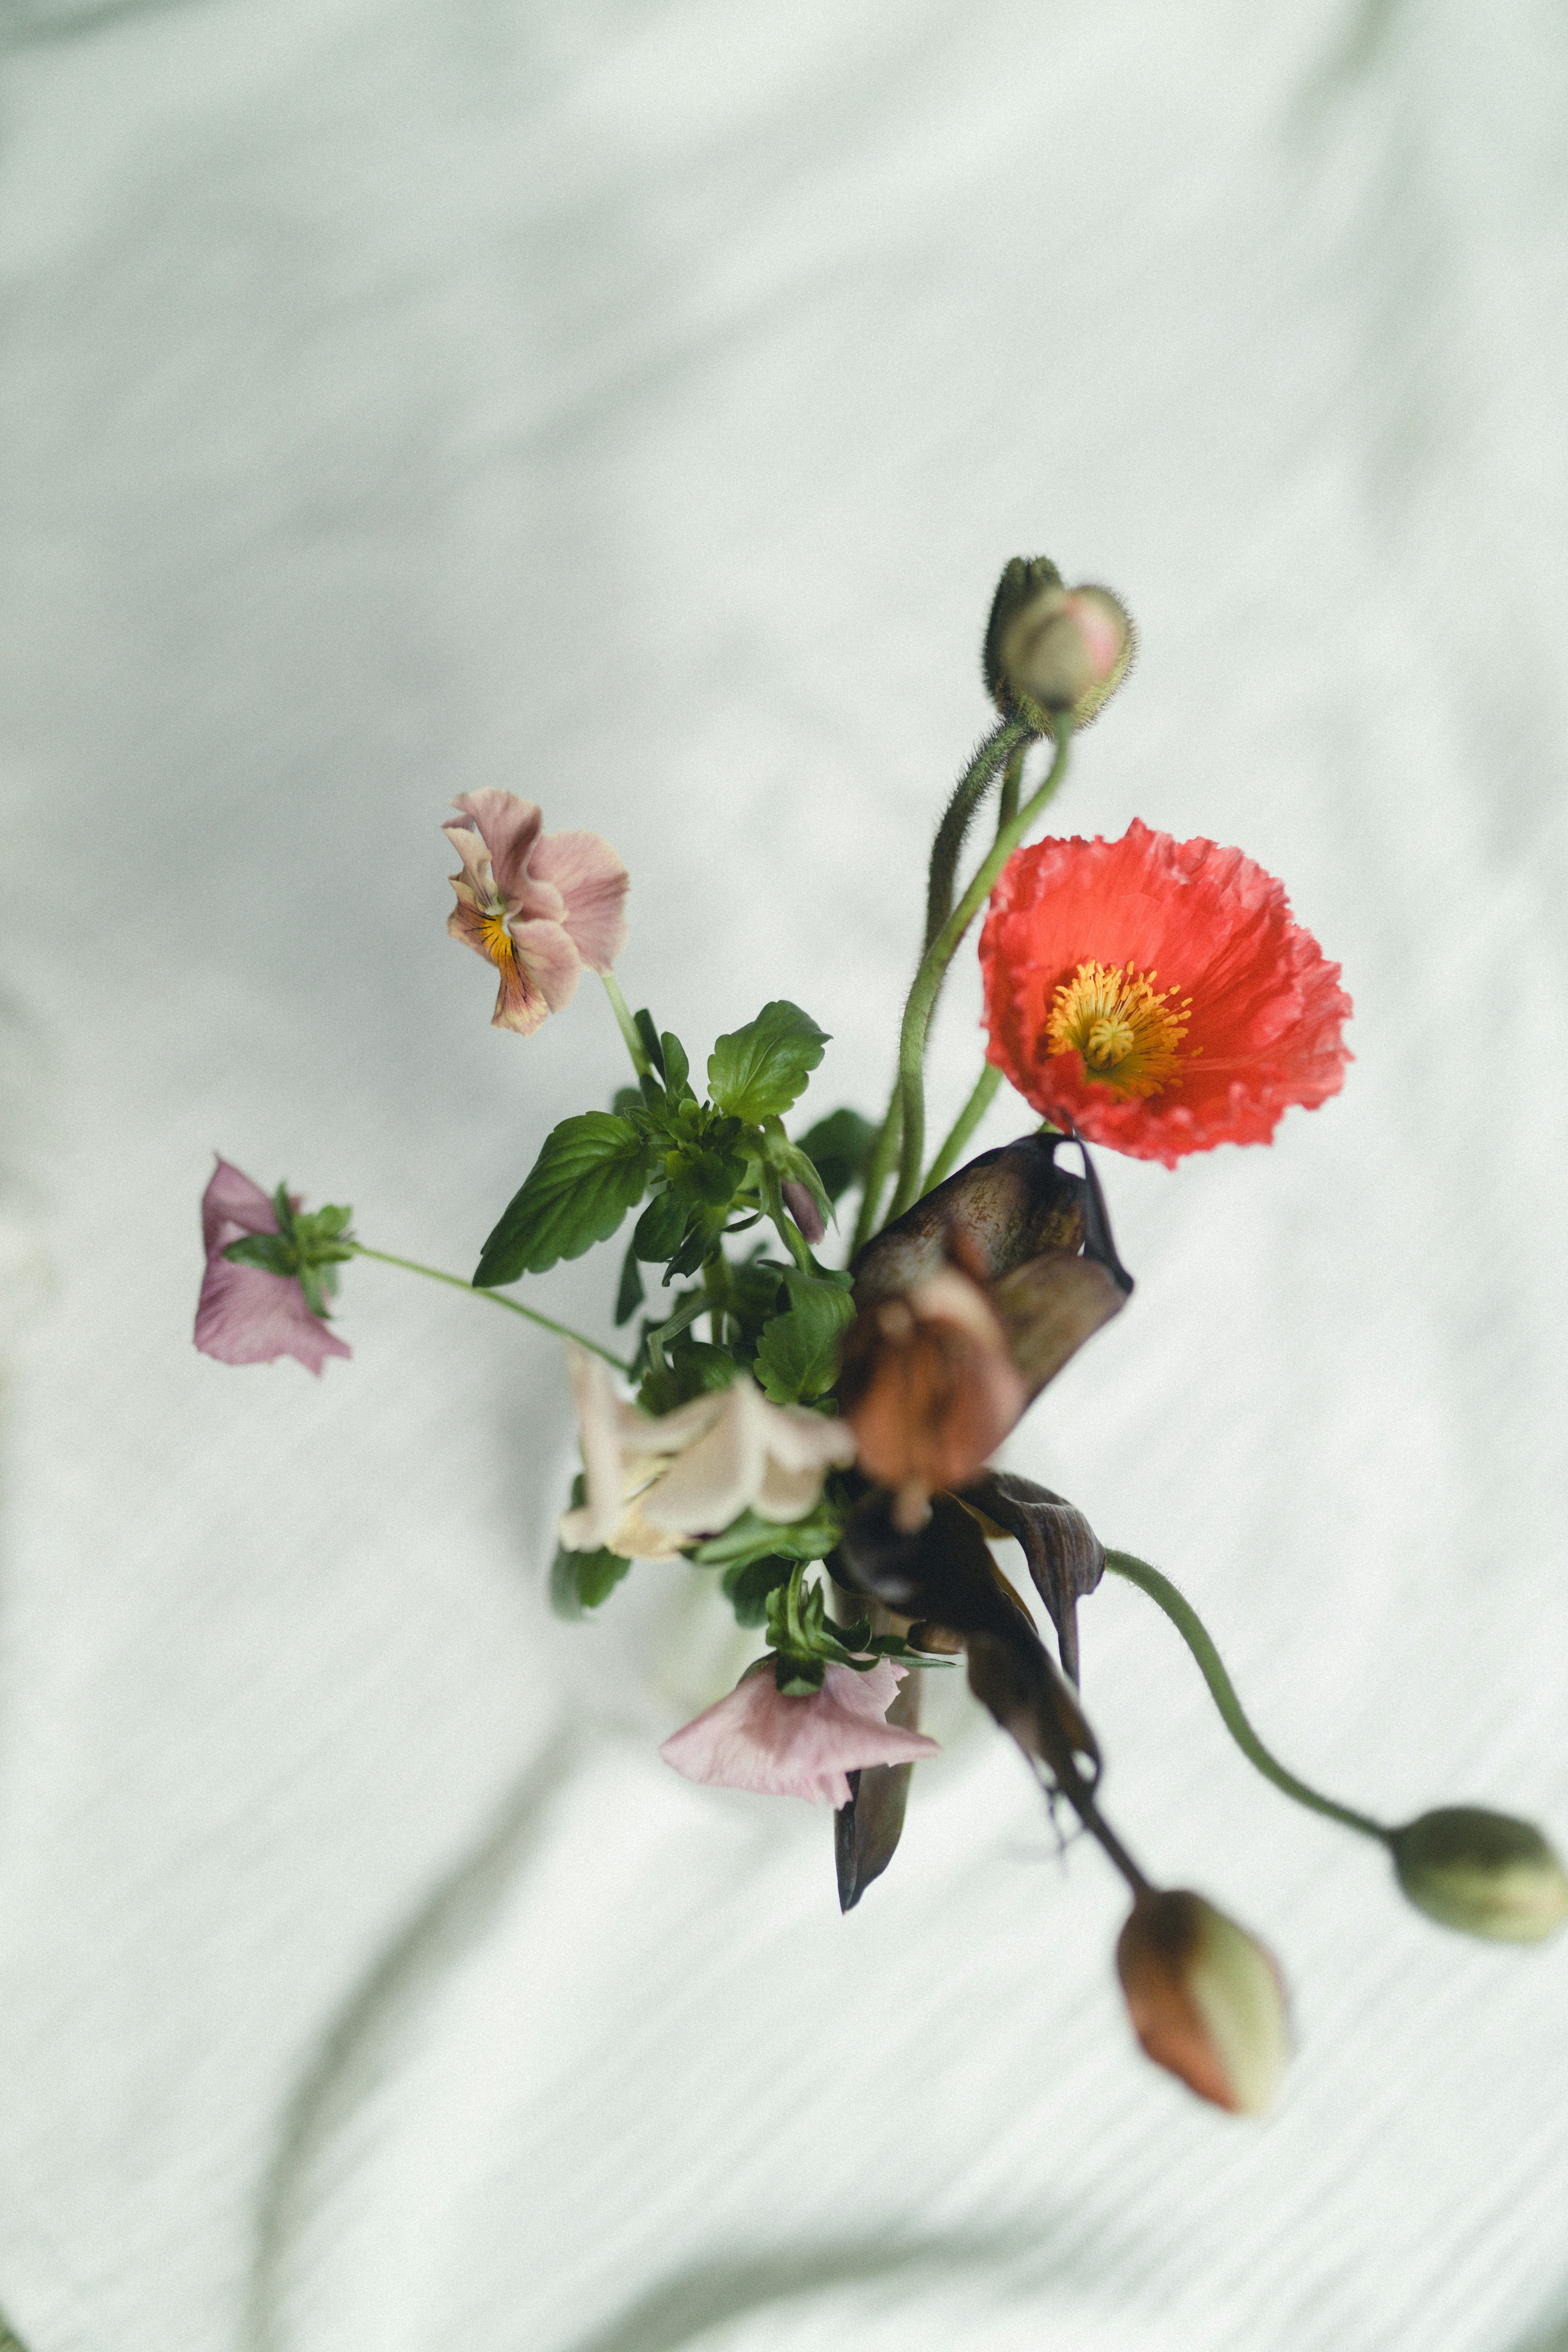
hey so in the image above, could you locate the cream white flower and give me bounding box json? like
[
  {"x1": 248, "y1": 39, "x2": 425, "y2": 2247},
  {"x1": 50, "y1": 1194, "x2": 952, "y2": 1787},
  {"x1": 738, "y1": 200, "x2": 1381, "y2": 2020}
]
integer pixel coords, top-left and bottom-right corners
[{"x1": 559, "y1": 1347, "x2": 855, "y2": 1560}]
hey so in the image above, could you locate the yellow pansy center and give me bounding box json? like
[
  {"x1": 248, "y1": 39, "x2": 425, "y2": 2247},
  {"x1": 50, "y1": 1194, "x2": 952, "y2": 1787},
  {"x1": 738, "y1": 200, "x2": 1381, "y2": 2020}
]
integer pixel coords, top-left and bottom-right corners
[
  {"x1": 479, "y1": 909, "x2": 517, "y2": 971},
  {"x1": 1047, "y1": 958, "x2": 1194, "y2": 1098}
]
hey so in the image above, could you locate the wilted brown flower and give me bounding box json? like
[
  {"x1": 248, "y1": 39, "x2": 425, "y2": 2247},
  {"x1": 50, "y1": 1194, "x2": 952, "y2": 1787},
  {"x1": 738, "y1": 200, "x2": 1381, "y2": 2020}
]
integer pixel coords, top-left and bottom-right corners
[{"x1": 837, "y1": 1266, "x2": 1025, "y2": 1532}]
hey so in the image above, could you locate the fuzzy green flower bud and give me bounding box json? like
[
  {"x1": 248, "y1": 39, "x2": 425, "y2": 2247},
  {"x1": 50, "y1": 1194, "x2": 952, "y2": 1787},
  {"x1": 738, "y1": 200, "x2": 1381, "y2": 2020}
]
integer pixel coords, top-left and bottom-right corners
[
  {"x1": 984, "y1": 557, "x2": 1134, "y2": 732},
  {"x1": 1390, "y1": 1808, "x2": 1568, "y2": 1943},
  {"x1": 1116, "y1": 1889, "x2": 1290, "y2": 2116}
]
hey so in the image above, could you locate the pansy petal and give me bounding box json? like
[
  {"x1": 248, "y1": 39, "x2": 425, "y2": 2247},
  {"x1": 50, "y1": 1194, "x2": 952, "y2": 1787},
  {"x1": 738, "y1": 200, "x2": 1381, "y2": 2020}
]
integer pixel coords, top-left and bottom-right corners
[
  {"x1": 450, "y1": 790, "x2": 546, "y2": 903},
  {"x1": 195, "y1": 1243, "x2": 351, "y2": 1376},
  {"x1": 561, "y1": 1348, "x2": 630, "y2": 1550},
  {"x1": 441, "y1": 815, "x2": 496, "y2": 898},
  {"x1": 530, "y1": 829, "x2": 631, "y2": 974},
  {"x1": 660, "y1": 1660, "x2": 939, "y2": 1808},
  {"x1": 488, "y1": 944, "x2": 551, "y2": 1035},
  {"x1": 506, "y1": 917, "x2": 582, "y2": 1014},
  {"x1": 639, "y1": 1381, "x2": 768, "y2": 1537},
  {"x1": 200, "y1": 1156, "x2": 276, "y2": 1254}
]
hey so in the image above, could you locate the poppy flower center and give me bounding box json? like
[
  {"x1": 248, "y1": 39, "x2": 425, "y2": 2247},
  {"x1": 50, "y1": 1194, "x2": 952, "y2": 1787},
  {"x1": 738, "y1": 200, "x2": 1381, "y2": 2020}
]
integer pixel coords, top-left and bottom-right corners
[
  {"x1": 479, "y1": 910, "x2": 517, "y2": 971},
  {"x1": 1047, "y1": 958, "x2": 1193, "y2": 1098}
]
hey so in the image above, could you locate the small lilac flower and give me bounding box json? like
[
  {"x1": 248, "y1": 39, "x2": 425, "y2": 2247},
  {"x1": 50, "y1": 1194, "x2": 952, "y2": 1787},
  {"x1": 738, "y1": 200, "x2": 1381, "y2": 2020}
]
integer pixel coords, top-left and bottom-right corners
[
  {"x1": 660, "y1": 1657, "x2": 940, "y2": 1809},
  {"x1": 194, "y1": 1158, "x2": 351, "y2": 1376},
  {"x1": 444, "y1": 789, "x2": 630, "y2": 1035}
]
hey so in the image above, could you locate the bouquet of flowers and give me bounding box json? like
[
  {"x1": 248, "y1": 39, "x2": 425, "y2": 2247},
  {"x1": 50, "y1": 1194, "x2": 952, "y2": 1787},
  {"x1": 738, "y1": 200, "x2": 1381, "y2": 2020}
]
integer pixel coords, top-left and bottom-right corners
[{"x1": 194, "y1": 555, "x2": 1566, "y2": 2116}]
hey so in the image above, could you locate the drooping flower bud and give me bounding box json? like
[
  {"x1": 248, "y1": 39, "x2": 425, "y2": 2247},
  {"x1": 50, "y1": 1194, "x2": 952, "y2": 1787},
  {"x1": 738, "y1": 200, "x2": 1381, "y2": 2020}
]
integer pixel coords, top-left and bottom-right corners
[
  {"x1": 1116, "y1": 1889, "x2": 1290, "y2": 2116},
  {"x1": 1390, "y1": 1808, "x2": 1568, "y2": 1943},
  {"x1": 837, "y1": 1266, "x2": 1026, "y2": 1531},
  {"x1": 983, "y1": 557, "x2": 1134, "y2": 732}
]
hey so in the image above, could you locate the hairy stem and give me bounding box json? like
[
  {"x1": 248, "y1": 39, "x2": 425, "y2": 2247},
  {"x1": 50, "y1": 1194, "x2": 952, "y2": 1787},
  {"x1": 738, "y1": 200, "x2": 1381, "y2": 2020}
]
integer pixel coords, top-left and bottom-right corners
[
  {"x1": 350, "y1": 1244, "x2": 632, "y2": 1372},
  {"x1": 922, "y1": 717, "x2": 1033, "y2": 951},
  {"x1": 887, "y1": 720, "x2": 1074, "y2": 1222},
  {"x1": 849, "y1": 1096, "x2": 901, "y2": 1258},
  {"x1": 1103, "y1": 1550, "x2": 1389, "y2": 1842}
]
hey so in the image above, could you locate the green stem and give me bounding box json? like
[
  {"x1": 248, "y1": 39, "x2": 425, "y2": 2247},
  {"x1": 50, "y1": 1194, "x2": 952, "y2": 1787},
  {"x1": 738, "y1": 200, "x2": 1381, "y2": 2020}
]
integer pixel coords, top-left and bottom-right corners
[
  {"x1": 922, "y1": 1064, "x2": 1002, "y2": 1192},
  {"x1": 600, "y1": 972, "x2": 651, "y2": 1078},
  {"x1": 996, "y1": 742, "x2": 1025, "y2": 829},
  {"x1": 350, "y1": 1243, "x2": 632, "y2": 1372},
  {"x1": 849, "y1": 1096, "x2": 901, "y2": 1258},
  {"x1": 922, "y1": 717, "x2": 1033, "y2": 951},
  {"x1": 1102, "y1": 1550, "x2": 1389, "y2": 1842},
  {"x1": 888, "y1": 719, "x2": 1075, "y2": 1221}
]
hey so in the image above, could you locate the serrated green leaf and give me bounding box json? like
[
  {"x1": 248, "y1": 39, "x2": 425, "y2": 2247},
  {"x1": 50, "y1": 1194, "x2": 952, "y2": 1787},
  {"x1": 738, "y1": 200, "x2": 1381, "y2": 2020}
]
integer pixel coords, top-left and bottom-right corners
[
  {"x1": 720, "y1": 1554, "x2": 795, "y2": 1627},
  {"x1": 474, "y1": 1113, "x2": 651, "y2": 1286},
  {"x1": 550, "y1": 1543, "x2": 633, "y2": 1617},
  {"x1": 708, "y1": 1001, "x2": 830, "y2": 1124},
  {"x1": 753, "y1": 1273, "x2": 855, "y2": 1404},
  {"x1": 794, "y1": 1107, "x2": 878, "y2": 1203},
  {"x1": 692, "y1": 1496, "x2": 844, "y2": 1571}
]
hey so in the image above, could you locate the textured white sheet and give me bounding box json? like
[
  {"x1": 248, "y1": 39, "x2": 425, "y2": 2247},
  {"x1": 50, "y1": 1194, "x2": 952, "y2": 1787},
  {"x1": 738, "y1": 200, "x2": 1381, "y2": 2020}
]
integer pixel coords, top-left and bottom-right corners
[{"x1": 2, "y1": 2, "x2": 1567, "y2": 2348}]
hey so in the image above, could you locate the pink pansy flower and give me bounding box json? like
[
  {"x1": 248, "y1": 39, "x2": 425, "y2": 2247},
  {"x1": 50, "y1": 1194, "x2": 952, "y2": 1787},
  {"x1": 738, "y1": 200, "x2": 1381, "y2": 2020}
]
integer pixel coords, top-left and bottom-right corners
[
  {"x1": 194, "y1": 1158, "x2": 350, "y2": 1376},
  {"x1": 661, "y1": 1656, "x2": 940, "y2": 1809},
  {"x1": 444, "y1": 788, "x2": 630, "y2": 1035}
]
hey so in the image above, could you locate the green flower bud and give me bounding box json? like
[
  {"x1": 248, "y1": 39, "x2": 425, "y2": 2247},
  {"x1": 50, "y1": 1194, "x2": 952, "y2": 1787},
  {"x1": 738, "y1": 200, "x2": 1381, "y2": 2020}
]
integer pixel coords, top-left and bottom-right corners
[
  {"x1": 1390, "y1": 1808, "x2": 1568, "y2": 1943},
  {"x1": 1116, "y1": 1889, "x2": 1290, "y2": 2116},
  {"x1": 983, "y1": 556, "x2": 1134, "y2": 731}
]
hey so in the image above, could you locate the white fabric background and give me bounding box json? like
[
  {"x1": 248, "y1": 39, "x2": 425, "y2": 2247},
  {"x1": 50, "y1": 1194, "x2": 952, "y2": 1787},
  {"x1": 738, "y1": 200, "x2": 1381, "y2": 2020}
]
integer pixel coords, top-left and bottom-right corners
[{"x1": 2, "y1": 2, "x2": 1566, "y2": 2348}]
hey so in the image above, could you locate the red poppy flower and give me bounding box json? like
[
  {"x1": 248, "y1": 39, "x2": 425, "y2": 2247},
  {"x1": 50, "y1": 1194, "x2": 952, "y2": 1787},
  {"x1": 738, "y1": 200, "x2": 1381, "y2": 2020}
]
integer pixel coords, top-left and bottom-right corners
[{"x1": 979, "y1": 821, "x2": 1351, "y2": 1166}]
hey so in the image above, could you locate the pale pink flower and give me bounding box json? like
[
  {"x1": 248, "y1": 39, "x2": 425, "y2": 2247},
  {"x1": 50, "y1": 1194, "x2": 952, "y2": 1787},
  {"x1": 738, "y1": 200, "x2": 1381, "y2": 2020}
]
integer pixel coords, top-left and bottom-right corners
[
  {"x1": 444, "y1": 788, "x2": 630, "y2": 1035},
  {"x1": 559, "y1": 1348, "x2": 856, "y2": 1561},
  {"x1": 194, "y1": 1158, "x2": 350, "y2": 1376},
  {"x1": 660, "y1": 1657, "x2": 940, "y2": 1808}
]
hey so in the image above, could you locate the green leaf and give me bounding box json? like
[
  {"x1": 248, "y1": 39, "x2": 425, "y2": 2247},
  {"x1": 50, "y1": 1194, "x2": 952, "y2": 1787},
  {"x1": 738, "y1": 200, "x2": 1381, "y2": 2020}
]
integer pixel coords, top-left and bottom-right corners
[
  {"x1": 794, "y1": 1107, "x2": 878, "y2": 1203},
  {"x1": 708, "y1": 1001, "x2": 830, "y2": 1124},
  {"x1": 474, "y1": 1113, "x2": 652, "y2": 1286},
  {"x1": 550, "y1": 1543, "x2": 632, "y2": 1617},
  {"x1": 614, "y1": 1240, "x2": 645, "y2": 1327},
  {"x1": 638, "y1": 1337, "x2": 736, "y2": 1414},
  {"x1": 634, "y1": 1009, "x2": 665, "y2": 1077},
  {"x1": 632, "y1": 1190, "x2": 686, "y2": 1261},
  {"x1": 612, "y1": 1086, "x2": 643, "y2": 1118},
  {"x1": 223, "y1": 1233, "x2": 298, "y2": 1276},
  {"x1": 753, "y1": 1273, "x2": 855, "y2": 1404},
  {"x1": 271, "y1": 1182, "x2": 298, "y2": 1240},
  {"x1": 692, "y1": 1496, "x2": 844, "y2": 1571},
  {"x1": 298, "y1": 1263, "x2": 331, "y2": 1319},
  {"x1": 661, "y1": 1031, "x2": 692, "y2": 1099},
  {"x1": 671, "y1": 1145, "x2": 747, "y2": 1210},
  {"x1": 720, "y1": 1554, "x2": 795, "y2": 1628}
]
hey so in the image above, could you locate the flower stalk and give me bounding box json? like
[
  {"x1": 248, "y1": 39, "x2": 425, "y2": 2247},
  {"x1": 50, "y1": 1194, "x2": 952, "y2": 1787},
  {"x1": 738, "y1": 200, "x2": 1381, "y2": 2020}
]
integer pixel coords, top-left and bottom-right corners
[
  {"x1": 350, "y1": 1244, "x2": 633, "y2": 1371},
  {"x1": 887, "y1": 719, "x2": 1074, "y2": 1222},
  {"x1": 1102, "y1": 1549, "x2": 1386, "y2": 1841}
]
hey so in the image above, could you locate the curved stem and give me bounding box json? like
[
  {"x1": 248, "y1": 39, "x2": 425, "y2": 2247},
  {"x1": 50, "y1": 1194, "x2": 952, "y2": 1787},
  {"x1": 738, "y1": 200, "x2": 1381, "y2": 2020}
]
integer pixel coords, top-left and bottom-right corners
[
  {"x1": 922, "y1": 717, "x2": 1033, "y2": 951},
  {"x1": 1102, "y1": 1550, "x2": 1389, "y2": 1843},
  {"x1": 888, "y1": 720, "x2": 1075, "y2": 1221},
  {"x1": 996, "y1": 742, "x2": 1025, "y2": 830},
  {"x1": 849, "y1": 1096, "x2": 901, "y2": 1259},
  {"x1": 922, "y1": 1063, "x2": 1002, "y2": 1192},
  {"x1": 600, "y1": 973, "x2": 651, "y2": 1078},
  {"x1": 350, "y1": 1244, "x2": 632, "y2": 1372}
]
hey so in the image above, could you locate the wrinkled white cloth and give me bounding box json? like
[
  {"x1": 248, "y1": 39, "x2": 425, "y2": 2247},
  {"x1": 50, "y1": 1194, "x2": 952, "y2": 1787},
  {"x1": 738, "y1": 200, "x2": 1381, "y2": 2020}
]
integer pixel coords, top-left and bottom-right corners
[{"x1": 1, "y1": 3, "x2": 1566, "y2": 2350}]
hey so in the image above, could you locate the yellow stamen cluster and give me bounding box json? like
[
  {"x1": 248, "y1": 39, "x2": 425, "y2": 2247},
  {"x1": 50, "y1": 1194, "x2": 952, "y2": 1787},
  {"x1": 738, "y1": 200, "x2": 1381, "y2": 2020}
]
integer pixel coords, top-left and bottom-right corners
[{"x1": 1047, "y1": 958, "x2": 1194, "y2": 1098}]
